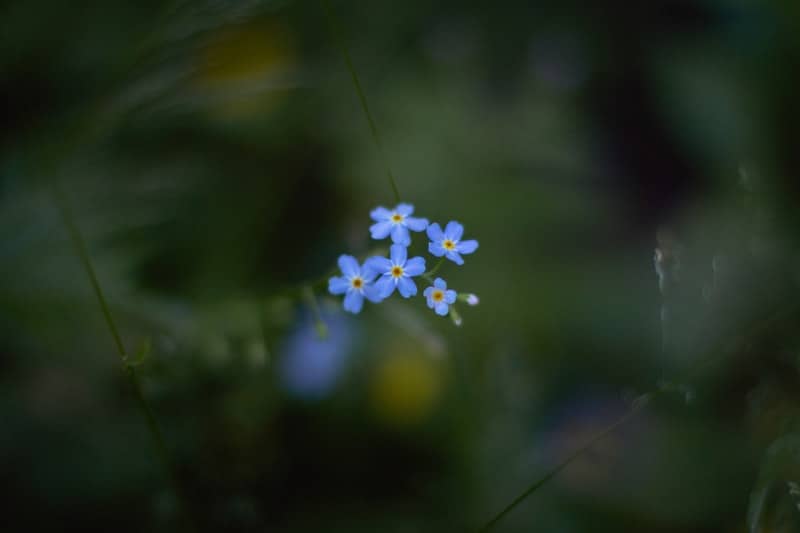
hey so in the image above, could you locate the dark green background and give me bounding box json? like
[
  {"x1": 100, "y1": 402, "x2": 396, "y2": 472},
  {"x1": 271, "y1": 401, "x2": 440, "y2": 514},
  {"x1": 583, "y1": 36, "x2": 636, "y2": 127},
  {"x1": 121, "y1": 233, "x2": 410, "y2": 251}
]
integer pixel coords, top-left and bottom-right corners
[{"x1": 3, "y1": 1, "x2": 800, "y2": 531}]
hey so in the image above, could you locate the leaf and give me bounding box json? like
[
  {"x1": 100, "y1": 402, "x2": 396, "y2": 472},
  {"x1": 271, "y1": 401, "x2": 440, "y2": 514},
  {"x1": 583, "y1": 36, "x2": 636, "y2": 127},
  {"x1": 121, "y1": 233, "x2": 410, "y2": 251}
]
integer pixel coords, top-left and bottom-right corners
[
  {"x1": 747, "y1": 433, "x2": 800, "y2": 533},
  {"x1": 127, "y1": 337, "x2": 152, "y2": 367}
]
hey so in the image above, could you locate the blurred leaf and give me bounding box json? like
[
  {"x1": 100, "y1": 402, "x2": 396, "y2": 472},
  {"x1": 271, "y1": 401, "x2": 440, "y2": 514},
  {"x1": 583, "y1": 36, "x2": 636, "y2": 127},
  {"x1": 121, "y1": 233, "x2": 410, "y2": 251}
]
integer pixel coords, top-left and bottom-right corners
[
  {"x1": 127, "y1": 337, "x2": 152, "y2": 368},
  {"x1": 748, "y1": 433, "x2": 800, "y2": 533}
]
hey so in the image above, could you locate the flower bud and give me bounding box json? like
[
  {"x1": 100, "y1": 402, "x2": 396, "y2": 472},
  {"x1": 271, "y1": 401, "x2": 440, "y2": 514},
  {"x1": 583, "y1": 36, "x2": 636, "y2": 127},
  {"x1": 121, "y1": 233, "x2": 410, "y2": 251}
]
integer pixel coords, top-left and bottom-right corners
[{"x1": 449, "y1": 307, "x2": 463, "y2": 327}]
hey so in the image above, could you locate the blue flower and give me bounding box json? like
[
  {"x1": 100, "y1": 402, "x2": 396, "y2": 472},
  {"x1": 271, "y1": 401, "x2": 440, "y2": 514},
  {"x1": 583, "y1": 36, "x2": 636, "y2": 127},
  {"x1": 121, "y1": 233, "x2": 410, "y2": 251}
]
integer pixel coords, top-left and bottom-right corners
[
  {"x1": 423, "y1": 278, "x2": 457, "y2": 316},
  {"x1": 280, "y1": 311, "x2": 354, "y2": 400},
  {"x1": 427, "y1": 221, "x2": 478, "y2": 265},
  {"x1": 370, "y1": 203, "x2": 429, "y2": 246},
  {"x1": 364, "y1": 244, "x2": 426, "y2": 299},
  {"x1": 328, "y1": 255, "x2": 382, "y2": 314}
]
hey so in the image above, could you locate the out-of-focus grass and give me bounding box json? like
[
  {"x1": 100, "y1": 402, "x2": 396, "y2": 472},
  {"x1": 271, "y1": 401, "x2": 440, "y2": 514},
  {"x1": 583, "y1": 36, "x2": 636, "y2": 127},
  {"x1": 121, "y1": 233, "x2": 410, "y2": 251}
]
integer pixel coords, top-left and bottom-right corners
[{"x1": 3, "y1": 1, "x2": 800, "y2": 532}]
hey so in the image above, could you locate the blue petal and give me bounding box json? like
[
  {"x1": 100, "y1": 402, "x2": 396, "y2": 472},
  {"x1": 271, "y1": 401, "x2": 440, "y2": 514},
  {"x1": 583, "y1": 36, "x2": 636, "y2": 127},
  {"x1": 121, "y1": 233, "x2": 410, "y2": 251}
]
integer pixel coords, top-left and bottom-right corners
[
  {"x1": 343, "y1": 290, "x2": 364, "y2": 314},
  {"x1": 370, "y1": 206, "x2": 392, "y2": 222},
  {"x1": 445, "y1": 289, "x2": 457, "y2": 304},
  {"x1": 364, "y1": 256, "x2": 392, "y2": 277},
  {"x1": 338, "y1": 255, "x2": 360, "y2": 277},
  {"x1": 361, "y1": 269, "x2": 379, "y2": 283},
  {"x1": 445, "y1": 250, "x2": 464, "y2": 265},
  {"x1": 375, "y1": 276, "x2": 396, "y2": 298},
  {"x1": 328, "y1": 276, "x2": 350, "y2": 295},
  {"x1": 404, "y1": 257, "x2": 426, "y2": 276},
  {"x1": 433, "y1": 277, "x2": 446, "y2": 289},
  {"x1": 390, "y1": 244, "x2": 407, "y2": 265},
  {"x1": 426, "y1": 295, "x2": 435, "y2": 309},
  {"x1": 457, "y1": 239, "x2": 478, "y2": 254},
  {"x1": 423, "y1": 286, "x2": 433, "y2": 298},
  {"x1": 434, "y1": 301, "x2": 449, "y2": 316},
  {"x1": 426, "y1": 222, "x2": 443, "y2": 242},
  {"x1": 363, "y1": 284, "x2": 384, "y2": 303},
  {"x1": 397, "y1": 276, "x2": 417, "y2": 298},
  {"x1": 444, "y1": 221, "x2": 464, "y2": 241},
  {"x1": 390, "y1": 224, "x2": 410, "y2": 246},
  {"x1": 405, "y1": 217, "x2": 428, "y2": 232},
  {"x1": 370, "y1": 220, "x2": 393, "y2": 240},
  {"x1": 428, "y1": 242, "x2": 445, "y2": 257},
  {"x1": 395, "y1": 203, "x2": 414, "y2": 216}
]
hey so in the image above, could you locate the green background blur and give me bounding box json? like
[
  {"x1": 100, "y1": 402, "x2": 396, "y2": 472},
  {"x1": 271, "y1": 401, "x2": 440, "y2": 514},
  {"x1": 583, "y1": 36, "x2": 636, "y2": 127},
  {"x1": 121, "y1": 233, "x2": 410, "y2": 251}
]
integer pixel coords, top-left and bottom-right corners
[{"x1": 3, "y1": 1, "x2": 800, "y2": 531}]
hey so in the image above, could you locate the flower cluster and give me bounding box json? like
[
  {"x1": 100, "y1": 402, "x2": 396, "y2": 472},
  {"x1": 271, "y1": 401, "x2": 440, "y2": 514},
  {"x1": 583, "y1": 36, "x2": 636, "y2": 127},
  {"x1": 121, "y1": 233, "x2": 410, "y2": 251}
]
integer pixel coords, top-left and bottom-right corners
[{"x1": 328, "y1": 203, "x2": 479, "y2": 322}]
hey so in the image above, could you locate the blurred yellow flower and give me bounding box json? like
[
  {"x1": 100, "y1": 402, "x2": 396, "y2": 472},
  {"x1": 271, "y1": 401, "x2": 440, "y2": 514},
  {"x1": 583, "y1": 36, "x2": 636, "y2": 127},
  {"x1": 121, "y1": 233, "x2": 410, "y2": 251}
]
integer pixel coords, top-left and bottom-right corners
[
  {"x1": 192, "y1": 19, "x2": 296, "y2": 119},
  {"x1": 370, "y1": 349, "x2": 443, "y2": 428}
]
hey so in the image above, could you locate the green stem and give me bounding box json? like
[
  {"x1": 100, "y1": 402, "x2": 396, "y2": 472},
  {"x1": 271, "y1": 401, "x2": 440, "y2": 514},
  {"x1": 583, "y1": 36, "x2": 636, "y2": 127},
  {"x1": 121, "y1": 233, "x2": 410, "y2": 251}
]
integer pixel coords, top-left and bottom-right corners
[
  {"x1": 52, "y1": 184, "x2": 192, "y2": 529},
  {"x1": 478, "y1": 302, "x2": 800, "y2": 531},
  {"x1": 424, "y1": 257, "x2": 446, "y2": 280},
  {"x1": 321, "y1": 0, "x2": 401, "y2": 203},
  {"x1": 54, "y1": 186, "x2": 128, "y2": 360},
  {"x1": 304, "y1": 286, "x2": 329, "y2": 339},
  {"x1": 478, "y1": 394, "x2": 652, "y2": 532}
]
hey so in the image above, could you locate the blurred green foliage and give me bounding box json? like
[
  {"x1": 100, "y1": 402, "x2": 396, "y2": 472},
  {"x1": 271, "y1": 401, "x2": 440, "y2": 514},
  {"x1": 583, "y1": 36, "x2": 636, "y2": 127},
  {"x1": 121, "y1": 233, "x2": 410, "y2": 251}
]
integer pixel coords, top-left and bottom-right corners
[{"x1": 3, "y1": 0, "x2": 800, "y2": 532}]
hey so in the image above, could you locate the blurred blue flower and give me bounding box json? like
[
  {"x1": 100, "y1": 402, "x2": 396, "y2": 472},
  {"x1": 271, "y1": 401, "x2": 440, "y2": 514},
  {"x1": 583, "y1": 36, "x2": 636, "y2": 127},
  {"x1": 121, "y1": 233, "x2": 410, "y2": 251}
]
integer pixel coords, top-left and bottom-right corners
[
  {"x1": 427, "y1": 221, "x2": 478, "y2": 265},
  {"x1": 365, "y1": 244, "x2": 426, "y2": 299},
  {"x1": 423, "y1": 277, "x2": 457, "y2": 316},
  {"x1": 370, "y1": 203, "x2": 429, "y2": 246},
  {"x1": 279, "y1": 311, "x2": 354, "y2": 400},
  {"x1": 328, "y1": 255, "x2": 382, "y2": 314}
]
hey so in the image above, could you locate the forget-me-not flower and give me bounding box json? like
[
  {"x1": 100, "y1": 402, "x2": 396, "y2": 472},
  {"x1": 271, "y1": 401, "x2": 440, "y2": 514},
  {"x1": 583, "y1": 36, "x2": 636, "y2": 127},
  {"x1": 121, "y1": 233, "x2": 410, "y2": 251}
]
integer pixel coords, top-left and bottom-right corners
[
  {"x1": 423, "y1": 278, "x2": 457, "y2": 316},
  {"x1": 427, "y1": 221, "x2": 478, "y2": 265},
  {"x1": 365, "y1": 244, "x2": 426, "y2": 299},
  {"x1": 370, "y1": 203, "x2": 429, "y2": 246},
  {"x1": 328, "y1": 255, "x2": 382, "y2": 314}
]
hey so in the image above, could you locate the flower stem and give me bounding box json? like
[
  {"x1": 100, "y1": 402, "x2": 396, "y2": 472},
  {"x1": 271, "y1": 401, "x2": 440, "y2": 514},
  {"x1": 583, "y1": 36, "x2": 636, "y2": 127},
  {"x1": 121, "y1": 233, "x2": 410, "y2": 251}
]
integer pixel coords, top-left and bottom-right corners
[
  {"x1": 478, "y1": 394, "x2": 651, "y2": 532},
  {"x1": 426, "y1": 257, "x2": 446, "y2": 278},
  {"x1": 304, "y1": 286, "x2": 329, "y2": 339},
  {"x1": 321, "y1": 0, "x2": 401, "y2": 203},
  {"x1": 52, "y1": 183, "x2": 193, "y2": 530},
  {"x1": 478, "y1": 301, "x2": 800, "y2": 531}
]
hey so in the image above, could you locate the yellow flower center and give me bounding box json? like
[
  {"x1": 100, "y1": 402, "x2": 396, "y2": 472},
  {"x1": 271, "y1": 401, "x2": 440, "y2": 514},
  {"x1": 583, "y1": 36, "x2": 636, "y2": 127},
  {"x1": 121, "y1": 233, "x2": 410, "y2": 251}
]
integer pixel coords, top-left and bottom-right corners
[
  {"x1": 351, "y1": 277, "x2": 363, "y2": 289},
  {"x1": 443, "y1": 239, "x2": 456, "y2": 251},
  {"x1": 432, "y1": 290, "x2": 444, "y2": 302},
  {"x1": 391, "y1": 213, "x2": 404, "y2": 223},
  {"x1": 391, "y1": 266, "x2": 404, "y2": 278}
]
